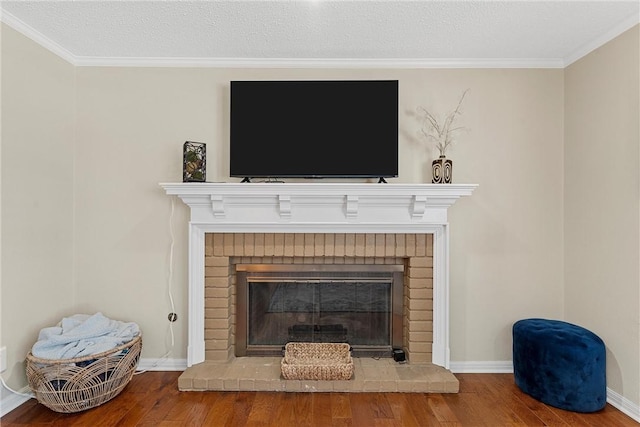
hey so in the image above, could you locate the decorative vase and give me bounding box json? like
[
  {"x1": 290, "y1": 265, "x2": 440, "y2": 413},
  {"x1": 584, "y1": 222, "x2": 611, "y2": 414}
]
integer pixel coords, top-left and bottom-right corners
[
  {"x1": 432, "y1": 155, "x2": 453, "y2": 184},
  {"x1": 183, "y1": 141, "x2": 207, "y2": 182}
]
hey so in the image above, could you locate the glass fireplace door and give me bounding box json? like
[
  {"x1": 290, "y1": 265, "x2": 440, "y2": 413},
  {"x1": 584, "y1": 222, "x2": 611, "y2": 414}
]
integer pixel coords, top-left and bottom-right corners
[{"x1": 237, "y1": 264, "x2": 403, "y2": 357}]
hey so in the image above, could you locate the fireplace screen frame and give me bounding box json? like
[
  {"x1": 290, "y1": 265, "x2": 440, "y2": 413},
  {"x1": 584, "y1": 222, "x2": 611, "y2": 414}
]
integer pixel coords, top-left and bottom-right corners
[{"x1": 236, "y1": 264, "x2": 404, "y2": 357}]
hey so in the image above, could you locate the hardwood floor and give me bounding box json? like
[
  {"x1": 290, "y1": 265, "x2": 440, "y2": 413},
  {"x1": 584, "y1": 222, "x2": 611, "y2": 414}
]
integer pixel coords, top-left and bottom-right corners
[{"x1": 2, "y1": 371, "x2": 637, "y2": 426}]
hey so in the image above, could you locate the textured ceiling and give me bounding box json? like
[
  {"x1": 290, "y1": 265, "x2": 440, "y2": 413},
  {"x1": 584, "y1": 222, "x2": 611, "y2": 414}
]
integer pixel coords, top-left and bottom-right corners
[{"x1": 1, "y1": 1, "x2": 639, "y2": 67}]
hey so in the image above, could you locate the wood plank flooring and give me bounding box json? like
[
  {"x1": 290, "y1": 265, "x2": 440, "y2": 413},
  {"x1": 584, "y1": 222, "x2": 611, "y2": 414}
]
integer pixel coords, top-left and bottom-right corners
[{"x1": 2, "y1": 371, "x2": 637, "y2": 426}]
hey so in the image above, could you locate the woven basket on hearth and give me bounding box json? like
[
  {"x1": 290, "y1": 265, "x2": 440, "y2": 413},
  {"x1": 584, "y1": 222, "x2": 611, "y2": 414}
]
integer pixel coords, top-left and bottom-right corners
[{"x1": 281, "y1": 342, "x2": 353, "y2": 381}]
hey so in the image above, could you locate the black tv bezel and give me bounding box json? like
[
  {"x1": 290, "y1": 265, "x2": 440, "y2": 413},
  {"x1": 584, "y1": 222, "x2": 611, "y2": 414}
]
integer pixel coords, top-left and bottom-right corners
[{"x1": 229, "y1": 79, "x2": 399, "y2": 180}]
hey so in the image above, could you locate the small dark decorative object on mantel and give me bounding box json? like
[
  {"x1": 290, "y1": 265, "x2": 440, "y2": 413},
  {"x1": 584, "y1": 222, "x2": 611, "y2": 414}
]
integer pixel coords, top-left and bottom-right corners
[
  {"x1": 183, "y1": 141, "x2": 206, "y2": 182},
  {"x1": 432, "y1": 155, "x2": 453, "y2": 183}
]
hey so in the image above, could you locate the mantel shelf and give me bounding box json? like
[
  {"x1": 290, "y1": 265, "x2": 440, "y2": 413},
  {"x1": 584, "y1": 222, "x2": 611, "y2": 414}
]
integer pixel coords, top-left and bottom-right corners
[{"x1": 160, "y1": 182, "x2": 477, "y2": 230}]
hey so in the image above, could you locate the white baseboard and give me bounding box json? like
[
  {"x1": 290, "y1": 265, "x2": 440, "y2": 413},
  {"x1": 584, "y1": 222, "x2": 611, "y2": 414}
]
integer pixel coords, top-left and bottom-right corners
[
  {"x1": 449, "y1": 360, "x2": 640, "y2": 423},
  {"x1": 0, "y1": 387, "x2": 33, "y2": 418},
  {"x1": 136, "y1": 357, "x2": 188, "y2": 372},
  {"x1": 449, "y1": 360, "x2": 514, "y2": 373},
  {"x1": 606, "y1": 387, "x2": 640, "y2": 423}
]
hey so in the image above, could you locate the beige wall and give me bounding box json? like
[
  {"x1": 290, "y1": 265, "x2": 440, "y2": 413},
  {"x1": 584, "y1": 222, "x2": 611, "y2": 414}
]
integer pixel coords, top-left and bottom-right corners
[
  {"x1": 1, "y1": 25, "x2": 75, "y2": 391},
  {"x1": 72, "y1": 66, "x2": 565, "y2": 366},
  {"x1": 565, "y1": 25, "x2": 640, "y2": 404},
  {"x1": 5, "y1": 20, "x2": 637, "y2": 410}
]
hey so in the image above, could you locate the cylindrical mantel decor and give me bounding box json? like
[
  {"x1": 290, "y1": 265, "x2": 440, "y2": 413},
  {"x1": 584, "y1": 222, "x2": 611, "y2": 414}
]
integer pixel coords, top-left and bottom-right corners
[
  {"x1": 432, "y1": 155, "x2": 453, "y2": 184},
  {"x1": 183, "y1": 141, "x2": 206, "y2": 182}
]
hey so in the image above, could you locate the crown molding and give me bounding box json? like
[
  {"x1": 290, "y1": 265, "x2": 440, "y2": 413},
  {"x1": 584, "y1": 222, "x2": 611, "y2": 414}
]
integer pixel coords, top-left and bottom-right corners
[
  {"x1": 0, "y1": 9, "x2": 76, "y2": 65},
  {"x1": 564, "y1": 13, "x2": 640, "y2": 67},
  {"x1": 73, "y1": 56, "x2": 565, "y2": 69}
]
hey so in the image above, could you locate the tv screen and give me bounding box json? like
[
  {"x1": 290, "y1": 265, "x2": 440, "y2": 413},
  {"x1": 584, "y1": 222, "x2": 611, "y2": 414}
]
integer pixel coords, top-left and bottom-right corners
[{"x1": 230, "y1": 80, "x2": 398, "y2": 180}]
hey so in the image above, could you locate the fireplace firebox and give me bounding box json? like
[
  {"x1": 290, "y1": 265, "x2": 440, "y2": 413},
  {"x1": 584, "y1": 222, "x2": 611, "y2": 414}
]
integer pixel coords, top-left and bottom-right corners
[{"x1": 236, "y1": 264, "x2": 404, "y2": 357}]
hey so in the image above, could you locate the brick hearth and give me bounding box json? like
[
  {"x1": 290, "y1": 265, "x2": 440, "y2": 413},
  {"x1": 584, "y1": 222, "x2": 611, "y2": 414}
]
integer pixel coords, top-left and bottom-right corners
[{"x1": 178, "y1": 232, "x2": 459, "y2": 393}]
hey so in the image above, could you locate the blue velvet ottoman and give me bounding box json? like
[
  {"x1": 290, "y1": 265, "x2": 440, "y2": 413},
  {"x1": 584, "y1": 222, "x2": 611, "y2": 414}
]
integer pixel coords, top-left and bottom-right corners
[{"x1": 512, "y1": 318, "x2": 606, "y2": 412}]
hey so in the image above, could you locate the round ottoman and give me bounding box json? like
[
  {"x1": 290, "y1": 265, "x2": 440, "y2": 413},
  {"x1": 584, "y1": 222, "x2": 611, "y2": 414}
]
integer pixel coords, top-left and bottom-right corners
[{"x1": 512, "y1": 318, "x2": 606, "y2": 413}]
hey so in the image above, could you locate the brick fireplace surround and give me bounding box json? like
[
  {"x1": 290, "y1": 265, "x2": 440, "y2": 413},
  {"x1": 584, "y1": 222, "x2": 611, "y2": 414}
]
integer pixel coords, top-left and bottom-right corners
[
  {"x1": 204, "y1": 232, "x2": 434, "y2": 362},
  {"x1": 161, "y1": 182, "x2": 476, "y2": 393}
]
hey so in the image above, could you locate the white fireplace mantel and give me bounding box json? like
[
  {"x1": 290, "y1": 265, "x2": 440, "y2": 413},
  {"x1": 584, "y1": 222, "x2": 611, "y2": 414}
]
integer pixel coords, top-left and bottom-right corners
[{"x1": 161, "y1": 182, "x2": 477, "y2": 368}]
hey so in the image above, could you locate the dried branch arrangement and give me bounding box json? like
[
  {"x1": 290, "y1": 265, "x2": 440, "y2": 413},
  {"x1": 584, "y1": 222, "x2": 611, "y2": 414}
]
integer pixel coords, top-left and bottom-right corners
[{"x1": 417, "y1": 89, "x2": 469, "y2": 157}]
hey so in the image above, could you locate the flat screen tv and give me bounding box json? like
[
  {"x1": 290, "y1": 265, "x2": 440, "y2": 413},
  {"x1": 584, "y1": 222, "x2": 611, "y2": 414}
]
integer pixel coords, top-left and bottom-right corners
[{"x1": 230, "y1": 80, "x2": 398, "y2": 180}]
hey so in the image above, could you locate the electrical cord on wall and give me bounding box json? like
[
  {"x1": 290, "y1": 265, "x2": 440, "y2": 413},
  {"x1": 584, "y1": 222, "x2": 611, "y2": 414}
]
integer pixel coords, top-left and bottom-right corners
[
  {"x1": 0, "y1": 375, "x2": 34, "y2": 398},
  {"x1": 135, "y1": 196, "x2": 177, "y2": 374}
]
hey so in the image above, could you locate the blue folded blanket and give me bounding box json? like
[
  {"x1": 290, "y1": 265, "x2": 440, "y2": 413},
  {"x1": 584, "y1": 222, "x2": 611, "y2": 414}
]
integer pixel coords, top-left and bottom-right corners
[{"x1": 31, "y1": 312, "x2": 140, "y2": 360}]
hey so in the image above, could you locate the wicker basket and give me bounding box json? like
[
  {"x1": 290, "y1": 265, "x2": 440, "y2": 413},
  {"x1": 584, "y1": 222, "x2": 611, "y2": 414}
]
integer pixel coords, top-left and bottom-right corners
[
  {"x1": 26, "y1": 335, "x2": 142, "y2": 413},
  {"x1": 281, "y1": 342, "x2": 353, "y2": 380}
]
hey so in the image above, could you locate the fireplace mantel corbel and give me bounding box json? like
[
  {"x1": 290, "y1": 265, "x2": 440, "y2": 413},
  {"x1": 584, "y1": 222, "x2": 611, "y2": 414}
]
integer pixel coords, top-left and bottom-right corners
[{"x1": 160, "y1": 182, "x2": 477, "y2": 368}]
